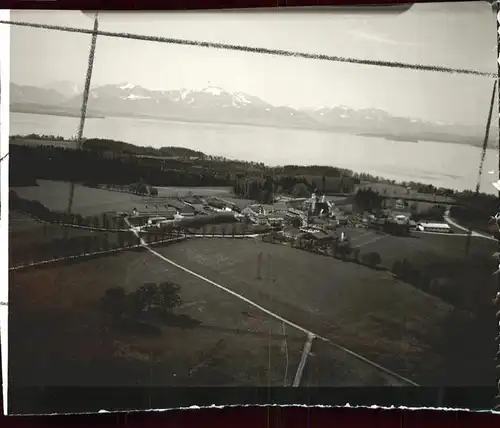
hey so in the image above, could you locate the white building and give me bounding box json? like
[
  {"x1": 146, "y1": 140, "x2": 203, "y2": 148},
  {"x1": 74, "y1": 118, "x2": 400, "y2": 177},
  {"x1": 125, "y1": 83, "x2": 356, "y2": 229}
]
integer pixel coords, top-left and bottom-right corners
[{"x1": 416, "y1": 222, "x2": 452, "y2": 233}]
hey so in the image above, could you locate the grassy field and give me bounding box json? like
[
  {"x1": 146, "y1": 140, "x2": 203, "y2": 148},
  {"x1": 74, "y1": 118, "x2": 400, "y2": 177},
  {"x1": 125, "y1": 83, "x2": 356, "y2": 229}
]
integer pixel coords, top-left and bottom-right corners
[
  {"x1": 9, "y1": 180, "x2": 497, "y2": 388},
  {"x1": 11, "y1": 180, "x2": 237, "y2": 216},
  {"x1": 8, "y1": 211, "x2": 259, "y2": 268},
  {"x1": 156, "y1": 186, "x2": 234, "y2": 198},
  {"x1": 9, "y1": 227, "x2": 496, "y2": 387},
  {"x1": 355, "y1": 181, "x2": 453, "y2": 203},
  {"x1": 10, "y1": 138, "x2": 78, "y2": 149},
  {"x1": 342, "y1": 226, "x2": 496, "y2": 268},
  {"x1": 151, "y1": 239, "x2": 495, "y2": 385},
  {"x1": 13, "y1": 180, "x2": 143, "y2": 215},
  {"x1": 10, "y1": 212, "x2": 96, "y2": 266},
  {"x1": 10, "y1": 247, "x2": 410, "y2": 388},
  {"x1": 339, "y1": 226, "x2": 497, "y2": 310}
]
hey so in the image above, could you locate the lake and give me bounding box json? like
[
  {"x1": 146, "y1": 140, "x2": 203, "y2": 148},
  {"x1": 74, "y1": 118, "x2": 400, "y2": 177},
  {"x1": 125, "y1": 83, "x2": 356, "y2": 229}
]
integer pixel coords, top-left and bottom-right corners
[{"x1": 10, "y1": 112, "x2": 498, "y2": 194}]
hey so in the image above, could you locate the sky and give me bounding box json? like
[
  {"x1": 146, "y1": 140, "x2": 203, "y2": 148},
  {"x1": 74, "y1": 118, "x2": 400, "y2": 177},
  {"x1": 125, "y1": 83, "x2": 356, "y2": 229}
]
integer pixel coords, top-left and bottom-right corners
[{"x1": 8, "y1": 3, "x2": 498, "y2": 127}]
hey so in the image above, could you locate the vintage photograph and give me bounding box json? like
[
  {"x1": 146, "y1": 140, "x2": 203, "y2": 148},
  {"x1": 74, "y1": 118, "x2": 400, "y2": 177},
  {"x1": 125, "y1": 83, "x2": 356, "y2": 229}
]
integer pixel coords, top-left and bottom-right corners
[{"x1": 5, "y1": 2, "x2": 500, "y2": 414}]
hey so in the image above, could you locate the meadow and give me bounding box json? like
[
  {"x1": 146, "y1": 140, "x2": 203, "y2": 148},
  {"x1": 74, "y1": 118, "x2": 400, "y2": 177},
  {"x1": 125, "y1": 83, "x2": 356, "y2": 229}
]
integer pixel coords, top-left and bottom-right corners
[
  {"x1": 12, "y1": 180, "x2": 236, "y2": 216},
  {"x1": 10, "y1": 247, "x2": 409, "y2": 388},
  {"x1": 9, "y1": 177, "x2": 497, "y2": 389},
  {"x1": 152, "y1": 238, "x2": 493, "y2": 385}
]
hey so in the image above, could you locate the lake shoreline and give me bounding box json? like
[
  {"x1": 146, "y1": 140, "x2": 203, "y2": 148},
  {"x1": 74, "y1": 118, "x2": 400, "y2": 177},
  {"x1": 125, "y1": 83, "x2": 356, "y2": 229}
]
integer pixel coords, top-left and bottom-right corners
[
  {"x1": 11, "y1": 111, "x2": 493, "y2": 151},
  {"x1": 10, "y1": 112, "x2": 497, "y2": 195}
]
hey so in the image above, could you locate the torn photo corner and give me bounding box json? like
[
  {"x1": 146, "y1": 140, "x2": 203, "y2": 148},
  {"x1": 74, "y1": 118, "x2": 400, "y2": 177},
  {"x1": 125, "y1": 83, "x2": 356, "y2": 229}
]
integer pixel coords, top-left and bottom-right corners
[{"x1": 2, "y1": 1, "x2": 500, "y2": 416}]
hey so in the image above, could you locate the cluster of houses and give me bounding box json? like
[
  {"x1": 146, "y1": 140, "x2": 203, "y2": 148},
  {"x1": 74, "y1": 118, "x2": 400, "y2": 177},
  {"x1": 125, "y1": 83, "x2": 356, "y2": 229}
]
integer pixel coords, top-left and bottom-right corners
[
  {"x1": 241, "y1": 205, "x2": 305, "y2": 228},
  {"x1": 360, "y1": 211, "x2": 452, "y2": 235},
  {"x1": 119, "y1": 187, "x2": 453, "y2": 238},
  {"x1": 281, "y1": 225, "x2": 338, "y2": 245},
  {"x1": 241, "y1": 192, "x2": 349, "y2": 230},
  {"x1": 240, "y1": 192, "x2": 353, "y2": 247}
]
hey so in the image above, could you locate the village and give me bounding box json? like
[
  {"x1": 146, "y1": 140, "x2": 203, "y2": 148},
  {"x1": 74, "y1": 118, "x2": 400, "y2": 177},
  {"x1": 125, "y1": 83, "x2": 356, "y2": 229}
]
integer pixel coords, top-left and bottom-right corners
[{"x1": 115, "y1": 183, "x2": 456, "y2": 259}]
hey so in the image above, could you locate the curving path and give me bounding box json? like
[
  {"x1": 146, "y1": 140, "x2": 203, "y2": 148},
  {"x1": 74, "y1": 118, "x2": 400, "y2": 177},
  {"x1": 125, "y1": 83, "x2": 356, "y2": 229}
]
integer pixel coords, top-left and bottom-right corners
[{"x1": 444, "y1": 210, "x2": 497, "y2": 242}]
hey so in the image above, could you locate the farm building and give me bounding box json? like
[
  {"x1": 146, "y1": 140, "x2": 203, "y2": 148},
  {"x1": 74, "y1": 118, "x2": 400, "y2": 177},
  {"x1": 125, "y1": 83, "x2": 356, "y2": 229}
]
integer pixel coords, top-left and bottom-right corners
[
  {"x1": 282, "y1": 227, "x2": 303, "y2": 240},
  {"x1": 416, "y1": 222, "x2": 452, "y2": 233},
  {"x1": 286, "y1": 208, "x2": 305, "y2": 218},
  {"x1": 285, "y1": 198, "x2": 308, "y2": 209},
  {"x1": 131, "y1": 206, "x2": 177, "y2": 219},
  {"x1": 299, "y1": 228, "x2": 336, "y2": 242},
  {"x1": 335, "y1": 214, "x2": 349, "y2": 225}
]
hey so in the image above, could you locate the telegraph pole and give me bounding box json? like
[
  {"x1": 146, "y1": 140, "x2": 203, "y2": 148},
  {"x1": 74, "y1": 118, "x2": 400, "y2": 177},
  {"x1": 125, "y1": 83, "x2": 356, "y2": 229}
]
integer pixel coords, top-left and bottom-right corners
[{"x1": 256, "y1": 251, "x2": 262, "y2": 280}]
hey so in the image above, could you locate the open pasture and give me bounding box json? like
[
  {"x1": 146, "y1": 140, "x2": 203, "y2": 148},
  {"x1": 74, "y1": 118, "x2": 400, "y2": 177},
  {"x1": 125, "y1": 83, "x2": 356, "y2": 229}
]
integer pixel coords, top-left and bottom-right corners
[
  {"x1": 152, "y1": 238, "x2": 488, "y2": 385},
  {"x1": 10, "y1": 248, "x2": 411, "y2": 388},
  {"x1": 11, "y1": 180, "x2": 238, "y2": 216}
]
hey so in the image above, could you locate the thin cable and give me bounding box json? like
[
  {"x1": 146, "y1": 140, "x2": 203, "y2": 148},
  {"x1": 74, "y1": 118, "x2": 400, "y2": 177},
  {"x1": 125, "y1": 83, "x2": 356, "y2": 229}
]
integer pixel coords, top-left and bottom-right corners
[
  {"x1": 464, "y1": 81, "x2": 497, "y2": 256},
  {"x1": 495, "y1": 1, "x2": 500, "y2": 411},
  {"x1": 476, "y1": 82, "x2": 497, "y2": 194},
  {"x1": 0, "y1": 19, "x2": 496, "y2": 78},
  {"x1": 67, "y1": 12, "x2": 99, "y2": 214}
]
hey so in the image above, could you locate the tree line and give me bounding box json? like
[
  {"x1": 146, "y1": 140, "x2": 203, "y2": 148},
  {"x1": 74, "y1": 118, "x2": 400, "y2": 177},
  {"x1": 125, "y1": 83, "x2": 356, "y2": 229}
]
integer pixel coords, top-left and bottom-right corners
[
  {"x1": 11, "y1": 136, "x2": 497, "y2": 212},
  {"x1": 263, "y1": 228, "x2": 488, "y2": 316},
  {"x1": 10, "y1": 144, "x2": 232, "y2": 188}
]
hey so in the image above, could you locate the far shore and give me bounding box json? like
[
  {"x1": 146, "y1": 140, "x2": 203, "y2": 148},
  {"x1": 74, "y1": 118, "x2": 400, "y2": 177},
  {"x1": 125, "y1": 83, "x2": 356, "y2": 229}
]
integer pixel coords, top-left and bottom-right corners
[{"x1": 11, "y1": 110, "x2": 493, "y2": 150}]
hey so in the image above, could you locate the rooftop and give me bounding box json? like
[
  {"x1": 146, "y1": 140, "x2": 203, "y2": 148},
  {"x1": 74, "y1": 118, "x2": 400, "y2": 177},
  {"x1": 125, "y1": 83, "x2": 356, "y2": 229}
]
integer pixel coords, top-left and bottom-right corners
[{"x1": 417, "y1": 222, "x2": 451, "y2": 228}]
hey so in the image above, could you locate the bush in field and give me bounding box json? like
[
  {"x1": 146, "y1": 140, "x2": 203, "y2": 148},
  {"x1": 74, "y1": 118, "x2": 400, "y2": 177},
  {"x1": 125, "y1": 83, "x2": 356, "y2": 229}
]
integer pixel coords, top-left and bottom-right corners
[
  {"x1": 351, "y1": 248, "x2": 361, "y2": 263},
  {"x1": 361, "y1": 251, "x2": 382, "y2": 268},
  {"x1": 336, "y1": 242, "x2": 351, "y2": 260},
  {"x1": 134, "y1": 283, "x2": 157, "y2": 313},
  {"x1": 420, "y1": 273, "x2": 432, "y2": 291},
  {"x1": 74, "y1": 214, "x2": 84, "y2": 225},
  {"x1": 155, "y1": 281, "x2": 182, "y2": 315},
  {"x1": 392, "y1": 260, "x2": 403, "y2": 276},
  {"x1": 392, "y1": 258, "x2": 413, "y2": 278},
  {"x1": 103, "y1": 282, "x2": 182, "y2": 322}
]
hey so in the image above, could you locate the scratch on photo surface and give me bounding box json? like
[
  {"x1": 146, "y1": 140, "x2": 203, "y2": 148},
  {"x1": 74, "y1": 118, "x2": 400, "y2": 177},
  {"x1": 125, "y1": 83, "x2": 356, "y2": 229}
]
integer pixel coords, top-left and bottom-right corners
[{"x1": 293, "y1": 333, "x2": 314, "y2": 387}]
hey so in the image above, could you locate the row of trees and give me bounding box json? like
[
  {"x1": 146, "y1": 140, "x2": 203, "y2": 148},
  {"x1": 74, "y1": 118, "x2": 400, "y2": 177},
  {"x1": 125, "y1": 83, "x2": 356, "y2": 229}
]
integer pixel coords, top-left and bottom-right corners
[
  {"x1": 353, "y1": 187, "x2": 449, "y2": 223},
  {"x1": 13, "y1": 135, "x2": 495, "y2": 205},
  {"x1": 391, "y1": 258, "x2": 482, "y2": 313},
  {"x1": 233, "y1": 175, "x2": 358, "y2": 204},
  {"x1": 410, "y1": 205, "x2": 446, "y2": 222},
  {"x1": 233, "y1": 174, "x2": 321, "y2": 202},
  {"x1": 11, "y1": 133, "x2": 69, "y2": 141},
  {"x1": 82, "y1": 138, "x2": 206, "y2": 159},
  {"x1": 10, "y1": 144, "x2": 233, "y2": 188},
  {"x1": 13, "y1": 227, "x2": 190, "y2": 266},
  {"x1": 262, "y1": 232, "x2": 383, "y2": 269},
  {"x1": 354, "y1": 188, "x2": 384, "y2": 212},
  {"x1": 233, "y1": 175, "x2": 276, "y2": 203},
  {"x1": 14, "y1": 222, "x2": 274, "y2": 266}
]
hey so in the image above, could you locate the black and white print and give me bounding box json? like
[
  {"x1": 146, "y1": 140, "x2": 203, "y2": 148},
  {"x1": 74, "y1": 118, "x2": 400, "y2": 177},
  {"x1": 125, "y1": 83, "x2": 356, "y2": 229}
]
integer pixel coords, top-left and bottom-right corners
[{"x1": 4, "y1": 2, "x2": 500, "y2": 414}]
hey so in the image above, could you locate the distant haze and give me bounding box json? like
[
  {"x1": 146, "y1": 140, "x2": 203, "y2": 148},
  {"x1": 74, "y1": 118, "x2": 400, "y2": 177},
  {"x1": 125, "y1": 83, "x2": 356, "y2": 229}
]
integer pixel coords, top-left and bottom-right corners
[{"x1": 10, "y1": 2, "x2": 498, "y2": 130}]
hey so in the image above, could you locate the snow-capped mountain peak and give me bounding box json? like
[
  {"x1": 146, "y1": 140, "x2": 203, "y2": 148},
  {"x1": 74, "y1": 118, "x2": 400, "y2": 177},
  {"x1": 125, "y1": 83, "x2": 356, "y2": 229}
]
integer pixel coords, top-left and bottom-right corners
[
  {"x1": 119, "y1": 82, "x2": 137, "y2": 90},
  {"x1": 10, "y1": 80, "x2": 486, "y2": 148},
  {"x1": 202, "y1": 86, "x2": 225, "y2": 96},
  {"x1": 233, "y1": 93, "x2": 252, "y2": 105},
  {"x1": 123, "y1": 93, "x2": 151, "y2": 100}
]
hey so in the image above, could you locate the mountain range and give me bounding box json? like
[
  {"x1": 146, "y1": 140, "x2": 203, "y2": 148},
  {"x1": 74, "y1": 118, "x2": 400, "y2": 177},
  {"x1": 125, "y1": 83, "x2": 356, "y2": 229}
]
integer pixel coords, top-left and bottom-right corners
[{"x1": 10, "y1": 81, "x2": 494, "y2": 148}]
